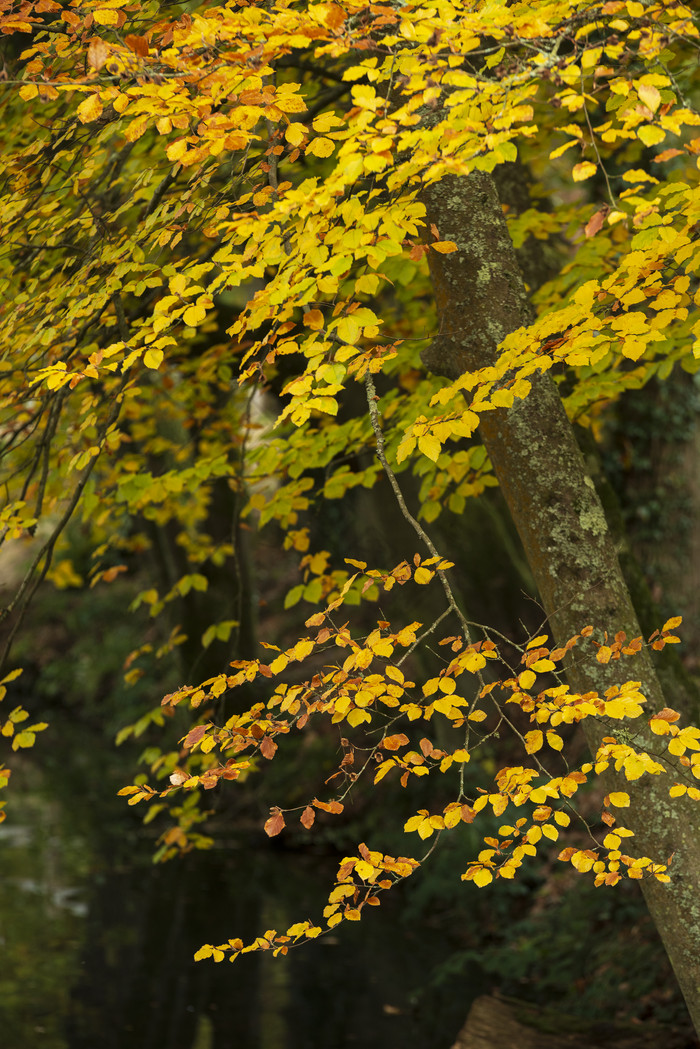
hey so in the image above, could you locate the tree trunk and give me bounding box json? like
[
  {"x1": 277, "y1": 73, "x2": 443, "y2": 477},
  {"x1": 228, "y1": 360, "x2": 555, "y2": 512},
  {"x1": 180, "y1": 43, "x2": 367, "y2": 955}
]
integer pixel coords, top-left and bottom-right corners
[
  {"x1": 451, "y1": 994, "x2": 690, "y2": 1049},
  {"x1": 420, "y1": 171, "x2": 700, "y2": 1034}
]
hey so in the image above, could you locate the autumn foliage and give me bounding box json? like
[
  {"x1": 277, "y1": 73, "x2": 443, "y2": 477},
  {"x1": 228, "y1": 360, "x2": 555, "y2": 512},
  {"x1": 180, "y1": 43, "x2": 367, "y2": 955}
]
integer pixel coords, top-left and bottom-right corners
[{"x1": 1, "y1": 0, "x2": 700, "y2": 995}]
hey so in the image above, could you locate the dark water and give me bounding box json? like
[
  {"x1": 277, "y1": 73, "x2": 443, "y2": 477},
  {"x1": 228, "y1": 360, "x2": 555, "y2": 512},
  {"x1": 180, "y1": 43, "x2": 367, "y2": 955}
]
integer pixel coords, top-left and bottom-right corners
[{"x1": 0, "y1": 749, "x2": 482, "y2": 1049}]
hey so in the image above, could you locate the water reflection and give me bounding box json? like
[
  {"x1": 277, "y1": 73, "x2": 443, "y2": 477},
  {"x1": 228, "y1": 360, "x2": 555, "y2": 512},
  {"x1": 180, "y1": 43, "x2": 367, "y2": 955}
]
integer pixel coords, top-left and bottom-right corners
[{"x1": 0, "y1": 752, "x2": 479, "y2": 1049}]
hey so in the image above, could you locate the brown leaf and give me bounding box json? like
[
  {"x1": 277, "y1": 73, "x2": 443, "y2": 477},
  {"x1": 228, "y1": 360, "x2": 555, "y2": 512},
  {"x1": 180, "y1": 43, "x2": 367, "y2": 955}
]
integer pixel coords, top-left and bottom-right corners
[
  {"x1": 383, "y1": 733, "x2": 409, "y2": 751},
  {"x1": 260, "y1": 736, "x2": 278, "y2": 760},
  {"x1": 264, "y1": 808, "x2": 285, "y2": 837},
  {"x1": 87, "y1": 38, "x2": 109, "y2": 71},
  {"x1": 584, "y1": 208, "x2": 605, "y2": 238},
  {"x1": 183, "y1": 724, "x2": 207, "y2": 749},
  {"x1": 653, "y1": 707, "x2": 681, "y2": 723},
  {"x1": 125, "y1": 34, "x2": 149, "y2": 56},
  {"x1": 300, "y1": 806, "x2": 315, "y2": 829},
  {"x1": 313, "y1": 798, "x2": 344, "y2": 813}
]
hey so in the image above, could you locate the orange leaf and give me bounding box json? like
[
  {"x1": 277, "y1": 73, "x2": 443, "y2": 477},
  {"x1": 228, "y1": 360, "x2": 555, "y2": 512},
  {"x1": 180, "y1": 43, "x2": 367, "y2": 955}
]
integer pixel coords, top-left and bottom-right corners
[
  {"x1": 260, "y1": 736, "x2": 278, "y2": 760},
  {"x1": 264, "y1": 808, "x2": 285, "y2": 837},
  {"x1": 313, "y1": 798, "x2": 344, "y2": 813},
  {"x1": 382, "y1": 733, "x2": 409, "y2": 751},
  {"x1": 585, "y1": 209, "x2": 605, "y2": 238},
  {"x1": 125, "y1": 34, "x2": 149, "y2": 56},
  {"x1": 300, "y1": 806, "x2": 315, "y2": 829}
]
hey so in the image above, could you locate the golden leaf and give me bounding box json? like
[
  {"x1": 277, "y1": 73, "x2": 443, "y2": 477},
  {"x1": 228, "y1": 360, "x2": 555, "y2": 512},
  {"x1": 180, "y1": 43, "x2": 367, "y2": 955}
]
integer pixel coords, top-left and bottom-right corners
[
  {"x1": 285, "y1": 122, "x2": 306, "y2": 146},
  {"x1": 167, "y1": 139, "x2": 189, "y2": 162},
  {"x1": 525, "y1": 730, "x2": 543, "y2": 754},
  {"x1": 183, "y1": 302, "x2": 207, "y2": 327},
  {"x1": 77, "y1": 94, "x2": 103, "y2": 124},
  {"x1": 143, "y1": 348, "x2": 163, "y2": 370},
  {"x1": 473, "y1": 868, "x2": 493, "y2": 887},
  {"x1": 637, "y1": 82, "x2": 661, "y2": 113},
  {"x1": 572, "y1": 161, "x2": 597, "y2": 182},
  {"x1": 417, "y1": 434, "x2": 441, "y2": 462},
  {"x1": 308, "y1": 136, "x2": 336, "y2": 158},
  {"x1": 93, "y1": 7, "x2": 119, "y2": 25}
]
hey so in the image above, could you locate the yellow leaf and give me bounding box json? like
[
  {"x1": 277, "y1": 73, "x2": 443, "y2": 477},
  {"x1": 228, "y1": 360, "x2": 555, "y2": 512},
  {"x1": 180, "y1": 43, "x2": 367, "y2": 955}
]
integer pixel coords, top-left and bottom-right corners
[
  {"x1": 431, "y1": 241, "x2": 457, "y2": 254},
  {"x1": 285, "y1": 122, "x2": 306, "y2": 146},
  {"x1": 462, "y1": 651, "x2": 486, "y2": 673},
  {"x1": 571, "y1": 850, "x2": 595, "y2": 872},
  {"x1": 169, "y1": 273, "x2": 188, "y2": 296},
  {"x1": 525, "y1": 730, "x2": 543, "y2": 754},
  {"x1": 546, "y1": 731, "x2": 563, "y2": 751},
  {"x1": 336, "y1": 316, "x2": 360, "y2": 343},
  {"x1": 549, "y1": 139, "x2": 580, "y2": 160},
  {"x1": 443, "y1": 805, "x2": 462, "y2": 829},
  {"x1": 144, "y1": 348, "x2": 164, "y2": 370},
  {"x1": 622, "y1": 170, "x2": 660, "y2": 188},
  {"x1": 167, "y1": 139, "x2": 189, "y2": 162},
  {"x1": 637, "y1": 82, "x2": 661, "y2": 113},
  {"x1": 19, "y1": 83, "x2": 39, "y2": 101},
  {"x1": 638, "y1": 125, "x2": 665, "y2": 147},
  {"x1": 354, "y1": 859, "x2": 376, "y2": 880},
  {"x1": 473, "y1": 868, "x2": 493, "y2": 887},
  {"x1": 274, "y1": 93, "x2": 307, "y2": 114},
  {"x1": 518, "y1": 669, "x2": 536, "y2": 690},
  {"x1": 307, "y1": 137, "x2": 335, "y2": 158},
  {"x1": 94, "y1": 7, "x2": 119, "y2": 25},
  {"x1": 77, "y1": 94, "x2": 103, "y2": 124},
  {"x1": 125, "y1": 116, "x2": 148, "y2": 143},
  {"x1": 347, "y1": 708, "x2": 371, "y2": 727},
  {"x1": 608, "y1": 791, "x2": 630, "y2": 807},
  {"x1": 183, "y1": 302, "x2": 207, "y2": 327},
  {"x1": 414, "y1": 567, "x2": 435, "y2": 585},
  {"x1": 572, "y1": 161, "x2": 597, "y2": 182},
  {"x1": 417, "y1": 434, "x2": 441, "y2": 462}
]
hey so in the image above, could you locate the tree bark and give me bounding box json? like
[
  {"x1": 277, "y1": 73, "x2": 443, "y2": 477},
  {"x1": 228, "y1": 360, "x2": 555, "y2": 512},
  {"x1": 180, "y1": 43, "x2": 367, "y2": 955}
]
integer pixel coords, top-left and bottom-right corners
[
  {"x1": 420, "y1": 170, "x2": 700, "y2": 1034},
  {"x1": 451, "y1": 994, "x2": 689, "y2": 1049}
]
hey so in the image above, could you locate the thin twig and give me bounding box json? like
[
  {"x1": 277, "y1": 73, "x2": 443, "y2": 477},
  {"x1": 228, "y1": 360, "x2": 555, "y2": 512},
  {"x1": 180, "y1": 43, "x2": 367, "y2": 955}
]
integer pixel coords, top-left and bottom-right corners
[{"x1": 364, "y1": 370, "x2": 475, "y2": 652}]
